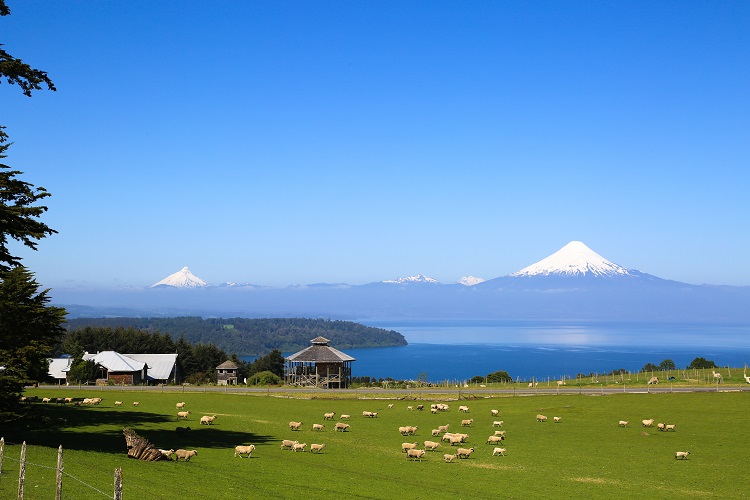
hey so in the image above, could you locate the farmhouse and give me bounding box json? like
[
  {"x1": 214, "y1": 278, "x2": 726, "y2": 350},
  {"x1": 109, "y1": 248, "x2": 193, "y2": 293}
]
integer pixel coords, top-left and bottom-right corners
[
  {"x1": 83, "y1": 351, "x2": 147, "y2": 385},
  {"x1": 47, "y1": 357, "x2": 73, "y2": 384},
  {"x1": 284, "y1": 336, "x2": 355, "y2": 388},
  {"x1": 125, "y1": 353, "x2": 181, "y2": 384},
  {"x1": 68, "y1": 351, "x2": 182, "y2": 385},
  {"x1": 216, "y1": 360, "x2": 239, "y2": 385}
]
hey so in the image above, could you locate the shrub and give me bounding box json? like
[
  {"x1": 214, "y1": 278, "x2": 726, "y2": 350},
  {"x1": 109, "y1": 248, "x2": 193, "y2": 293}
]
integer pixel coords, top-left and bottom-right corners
[{"x1": 247, "y1": 370, "x2": 281, "y2": 386}]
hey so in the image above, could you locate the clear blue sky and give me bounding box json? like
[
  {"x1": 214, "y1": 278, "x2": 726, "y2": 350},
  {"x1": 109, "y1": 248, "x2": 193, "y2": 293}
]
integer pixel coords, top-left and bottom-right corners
[{"x1": 4, "y1": 1, "x2": 749, "y2": 288}]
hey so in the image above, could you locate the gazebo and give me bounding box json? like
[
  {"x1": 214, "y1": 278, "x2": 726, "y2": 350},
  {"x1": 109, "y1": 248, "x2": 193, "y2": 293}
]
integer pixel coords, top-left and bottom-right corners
[{"x1": 285, "y1": 336, "x2": 355, "y2": 388}]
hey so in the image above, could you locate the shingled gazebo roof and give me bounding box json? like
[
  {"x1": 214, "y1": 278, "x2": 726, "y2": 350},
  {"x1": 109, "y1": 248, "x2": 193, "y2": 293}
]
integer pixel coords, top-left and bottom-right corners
[{"x1": 286, "y1": 337, "x2": 356, "y2": 363}]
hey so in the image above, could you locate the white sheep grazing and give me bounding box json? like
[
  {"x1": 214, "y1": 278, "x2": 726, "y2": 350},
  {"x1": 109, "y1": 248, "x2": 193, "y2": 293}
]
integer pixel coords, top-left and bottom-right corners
[
  {"x1": 494, "y1": 430, "x2": 506, "y2": 437},
  {"x1": 493, "y1": 421, "x2": 503, "y2": 427},
  {"x1": 200, "y1": 415, "x2": 217, "y2": 425},
  {"x1": 417, "y1": 405, "x2": 424, "y2": 411},
  {"x1": 456, "y1": 447, "x2": 475, "y2": 459},
  {"x1": 323, "y1": 412, "x2": 335, "y2": 420},
  {"x1": 177, "y1": 410, "x2": 191, "y2": 420},
  {"x1": 234, "y1": 445, "x2": 255, "y2": 458},
  {"x1": 431, "y1": 407, "x2": 438, "y2": 414},
  {"x1": 458, "y1": 405, "x2": 470, "y2": 413},
  {"x1": 675, "y1": 451, "x2": 690, "y2": 460},
  {"x1": 132, "y1": 401, "x2": 140, "y2": 406},
  {"x1": 291, "y1": 442, "x2": 307, "y2": 452},
  {"x1": 176, "y1": 402, "x2": 186, "y2": 409},
  {"x1": 557, "y1": 380, "x2": 566, "y2": 386},
  {"x1": 334, "y1": 422, "x2": 350, "y2": 432},
  {"x1": 647, "y1": 376, "x2": 659, "y2": 385},
  {"x1": 114, "y1": 401, "x2": 123, "y2": 406},
  {"x1": 310, "y1": 443, "x2": 325, "y2": 453},
  {"x1": 362, "y1": 411, "x2": 377, "y2": 418},
  {"x1": 312, "y1": 423, "x2": 325, "y2": 431},
  {"x1": 443, "y1": 453, "x2": 457, "y2": 463},
  {"x1": 406, "y1": 449, "x2": 426, "y2": 461},
  {"x1": 642, "y1": 419, "x2": 655, "y2": 427},
  {"x1": 553, "y1": 416, "x2": 562, "y2": 423},
  {"x1": 407, "y1": 406, "x2": 413, "y2": 411},
  {"x1": 536, "y1": 414, "x2": 547, "y2": 422},
  {"x1": 665, "y1": 424, "x2": 676, "y2": 431},
  {"x1": 490, "y1": 409, "x2": 499, "y2": 416},
  {"x1": 340, "y1": 414, "x2": 351, "y2": 420},
  {"x1": 438, "y1": 424, "x2": 450, "y2": 433},
  {"x1": 159, "y1": 448, "x2": 175, "y2": 460},
  {"x1": 280, "y1": 439, "x2": 298, "y2": 450},
  {"x1": 423, "y1": 440, "x2": 440, "y2": 451},
  {"x1": 431, "y1": 429, "x2": 441, "y2": 437},
  {"x1": 174, "y1": 449, "x2": 198, "y2": 462},
  {"x1": 657, "y1": 422, "x2": 666, "y2": 431},
  {"x1": 461, "y1": 419, "x2": 473, "y2": 427},
  {"x1": 448, "y1": 435, "x2": 464, "y2": 446},
  {"x1": 441, "y1": 433, "x2": 455, "y2": 442},
  {"x1": 618, "y1": 420, "x2": 629, "y2": 427},
  {"x1": 388, "y1": 404, "x2": 394, "y2": 409},
  {"x1": 492, "y1": 447, "x2": 507, "y2": 456},
  {"x1": 487, "y1": 435, "x2": 504, "y2": 444},
  {"x1": 289, "y1": 421, "x2": 303, "y2": 431},
  {"x1": 402, "y1": 442, "x2": 418, "y2": 453},
  {"x1": 42, "y1": 397, "x2": 52, "y2": 403}
]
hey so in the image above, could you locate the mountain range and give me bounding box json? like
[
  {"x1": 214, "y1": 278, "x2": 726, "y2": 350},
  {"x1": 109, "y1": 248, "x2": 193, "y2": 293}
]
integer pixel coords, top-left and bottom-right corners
[{"x1": 53, "y1": 241, "x2": 750, "y2": 322}]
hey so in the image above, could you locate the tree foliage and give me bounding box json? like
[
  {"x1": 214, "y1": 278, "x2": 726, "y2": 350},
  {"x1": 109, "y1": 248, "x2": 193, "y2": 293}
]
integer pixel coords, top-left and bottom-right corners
[{"x1": 687, "y1": 357, "x2": 717, "y2": 369}]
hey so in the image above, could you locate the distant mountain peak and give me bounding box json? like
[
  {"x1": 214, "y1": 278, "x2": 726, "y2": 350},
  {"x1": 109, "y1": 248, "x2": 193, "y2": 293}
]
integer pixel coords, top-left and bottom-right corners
[
  {"x1": 150, "y1": 266, "x2": 209, "y2": 288},
  {"x1": 458, "y1": 276, "x2": 485, "y2": 286},
  {"x1": 510, "y1": 241, "x2": 635, "y2": 278},
  {"x1": 383, "y1": 273, "x2": 440, "y2": 284}
]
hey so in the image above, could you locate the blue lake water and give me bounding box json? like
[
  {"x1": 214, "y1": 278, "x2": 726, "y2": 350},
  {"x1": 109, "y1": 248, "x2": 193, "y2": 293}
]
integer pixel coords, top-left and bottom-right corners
[{"x1": 343, "y1": 321, "x2": 750, "y2": 382}]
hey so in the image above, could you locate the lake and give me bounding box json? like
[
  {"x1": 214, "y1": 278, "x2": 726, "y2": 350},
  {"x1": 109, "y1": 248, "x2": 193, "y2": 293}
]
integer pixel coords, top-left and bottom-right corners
[{"x1": 344, "y1": 321, "x2": 750, "y2": 382}]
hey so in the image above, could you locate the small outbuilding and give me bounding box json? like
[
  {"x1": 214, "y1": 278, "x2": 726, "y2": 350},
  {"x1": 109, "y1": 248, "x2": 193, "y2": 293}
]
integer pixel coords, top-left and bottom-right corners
[
  {"x1": 216, "y1": 360, "x2": 239, "y2": 385},
  {"x1": 285, "y1": 336, "x2": 355, "y2": 388}
]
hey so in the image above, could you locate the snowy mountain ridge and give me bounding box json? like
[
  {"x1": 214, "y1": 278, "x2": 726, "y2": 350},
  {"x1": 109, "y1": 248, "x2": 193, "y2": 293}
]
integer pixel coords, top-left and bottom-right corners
[
  {"x1": 509, "y1": 241, "x2": 637, "y2": 278},
  {"x1": 150, "y1": 267, "x2": 208, "y2": 288}
]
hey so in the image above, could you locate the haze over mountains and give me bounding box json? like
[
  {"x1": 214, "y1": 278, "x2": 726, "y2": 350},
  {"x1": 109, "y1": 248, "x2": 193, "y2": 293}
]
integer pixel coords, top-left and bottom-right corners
[{"x1": 53, "y1": 242, "x2": 750, "y2": 322}]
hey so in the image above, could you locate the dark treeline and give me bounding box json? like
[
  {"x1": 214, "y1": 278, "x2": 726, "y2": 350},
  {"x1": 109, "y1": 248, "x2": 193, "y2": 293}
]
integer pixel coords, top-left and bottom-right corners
[
  {"x1": 59, "y1": 326, "x2": 285, "y2": 385},
  {"x1": 65, "y1": 317, "x2": 406, "y2": 355}
]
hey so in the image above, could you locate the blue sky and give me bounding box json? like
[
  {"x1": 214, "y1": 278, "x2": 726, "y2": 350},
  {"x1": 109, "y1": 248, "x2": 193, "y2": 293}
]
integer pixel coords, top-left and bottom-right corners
[{"x1": 4, "y1": 1, "x2": 749, "y2": 288}]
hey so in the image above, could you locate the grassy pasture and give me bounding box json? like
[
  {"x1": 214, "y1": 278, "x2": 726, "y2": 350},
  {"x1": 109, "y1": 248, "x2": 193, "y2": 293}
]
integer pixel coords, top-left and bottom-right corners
[{"x1": 2, "y1": 388, "x2": 748, "y2": 499}]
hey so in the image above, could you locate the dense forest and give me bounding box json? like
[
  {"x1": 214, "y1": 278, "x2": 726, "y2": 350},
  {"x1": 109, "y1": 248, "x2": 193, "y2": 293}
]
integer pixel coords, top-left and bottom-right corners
[{"x1": 64, "y1": 317, "x2": 407, "y2": 355}]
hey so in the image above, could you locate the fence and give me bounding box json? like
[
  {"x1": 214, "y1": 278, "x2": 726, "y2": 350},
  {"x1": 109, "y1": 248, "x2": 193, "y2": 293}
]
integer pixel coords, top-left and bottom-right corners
[{"x1": 0, "y1": 438, "x2": 122, "y2": 499}]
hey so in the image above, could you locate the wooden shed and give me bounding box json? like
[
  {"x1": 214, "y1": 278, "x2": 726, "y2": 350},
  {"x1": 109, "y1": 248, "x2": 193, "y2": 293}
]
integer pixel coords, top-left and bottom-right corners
[{"x1": 285, "y1": 336, "x2": 355, "y2": 388}]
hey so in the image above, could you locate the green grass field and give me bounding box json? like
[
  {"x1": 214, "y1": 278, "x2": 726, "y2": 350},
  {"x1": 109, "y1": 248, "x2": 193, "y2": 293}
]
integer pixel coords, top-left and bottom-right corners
[{"x1": 2, "y1": 388, "x2": 748, "y2": 499}]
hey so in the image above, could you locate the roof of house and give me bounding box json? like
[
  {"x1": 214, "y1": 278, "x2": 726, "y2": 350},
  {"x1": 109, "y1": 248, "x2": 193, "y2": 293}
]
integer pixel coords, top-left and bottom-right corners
[
  {"x1": 48, "y1": 357, "x2": 73, "y2": 379},
  {"x1": 123, "y1": 353, "x2": 178, "y2": 380},
  {"x1": 286, "y1": 344, "x2": 356, "y2": 363},
  {"x1": 216, "y1": 360, "x2": 239, "y2": 370},
  {"x1": 83, "y1": 351, "x2": 146, "y2": 372}
]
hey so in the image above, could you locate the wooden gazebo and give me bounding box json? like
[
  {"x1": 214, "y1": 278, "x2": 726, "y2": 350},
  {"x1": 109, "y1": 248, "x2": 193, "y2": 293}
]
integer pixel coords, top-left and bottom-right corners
[{"x1": 285, "y1": 336, "x2": 355, "y2": 388}]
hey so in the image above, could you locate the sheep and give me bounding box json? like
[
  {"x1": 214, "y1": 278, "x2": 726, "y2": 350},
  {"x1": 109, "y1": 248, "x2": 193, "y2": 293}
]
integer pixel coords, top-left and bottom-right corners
[
  {"x1": 399, "y1": 426, "x2": 411, "y2": 436},
  {"x1": 42, "y1": 397, "x2": 52, "y2": 403},
  {"x1": 431, "y1": 429, "x2": 441, "y2": 437},
  {"x1": 494, "y1": 430, "x2": 506, "y2": 437},
  {"x1": 448, "y1": 435, "x2": 464, "y2": 446},
  {"x1": 175, "y1": 426, "x2": 191, "y2": 434},
  {"x1": 416, "y1": 405, "x2": 424, "y2": 411},
  {"x1": 492, "y1": 447, "x2": 507, "y2": 456},
  {"x1": 234, "y1": 445, "x2": 255, "y2": 457},
  {"x1": 361, "y1": 411, "x2": 378, "y2": 418},
  {"x1": 441, "y1": 433, "x2": 455, "y2": 442},
  {"x1": 340, "y1": 414, "x2": 351, "y2": 420},
  {"x1": 647, "y1": 376, "x2": 659, "y2": 385},
  {"x1": 310, "y1": 443, "x2": 325, "y2": 453},
  {"x1": 407, "y1": 406, "x2": 414, "y2": 411},
  {"x1": 334, "y1": 422, "x2": 350, "y2": 432},
  {"x1": 657, "y1": 422, "x2": 666, "y2": 431},
  {"x1": 458, "y1": 405, "x2": 470, "y2": 413},
  {"x1": 174, "y1": 449, "x2": 198, "y2": 462},
  {"x1": 553, "y1": 416, "x2": 562, "y2": 423},
  {"x1": 291, "y1": 442, "x2": 307, "y2": 452},
  {"x1": 665, "y1": 424, "x2": 676, "y2": 431},
  {"x1": 132, "y1": 401, "x2": 140, "y2": 406},
  {"x1": 64, "y1": 397, "x2": 74, "y2": 404},
  {"x1": 618, "y1": 420, "x2": 629, "y2": 427},
  {"x1": 712, "y1": 371, "x2": 723, "y2": 382},
  {"x1": 177, "y1": 410, "x2": 191, "y2": 420},
  {"x1": 642, "y1": 419, "x2": 655, "y2": 427},
  {"x1": 437, "y1": 424, "x2": 450, "y2": 433},
  {"x1": 176, "y1": 402, "x2": 186, "y2": 409},
  {"x1": 280, "y1": 439, "x2": 298, "y2": 450},
  {"x1": 402, "y1": 442, "x2": 418, "y2": 453},
  {"x1": 744, "y1": 371, "x2": 750, "y2": 384},
  {"x1": 492, "y1": 421, "x2": 503, "y2": 427},
  {"x1": 490, "y1": 409, "x2": 499, "y2": 416},
  {"x1": 406, "y1": 449, "x2": 426, "y2": 461},
  {"x1": 557, "y1": 380, "x2": 566, "y2": 386},
  {"x1": 114, "y1": 401, "x2": 123, "y2": 406},
  {"x1": 158, "y1": 448, "x2": 175, "y2": 460},
  {"x1": 323, "y1": 412, "x2": 336, "y2": 420},
  {"x1": 200, "y1": 415, "x2": 217, "y2": 425},
  {"x1": 387, "y1": 404, "x2": 394, "y2": 409},
  {"x1": 461, "y1": 419, "x2": 473, "y2": 427},
  {"x1": 675, "y1": 451, "x2": 690, "y2": 460},
  {"x1": 431, "y1": 407, "x2": 438, "y2": 414},
  {"x1": 443, "y1": 453, "x2": 457, "y2": 463},
  {"x1": 456, "y1": 447, "x2": 475, "y2": 459},
  {"x1": 487, "y1": 435, "x2": 504, "y2": 444},
  {"x1": 312, "y1": 423, "x2": 325, "y2": 431},
  {"x1": 536, "y1": 414, "x2": 547, "y2": 422},
  {"x1": 289, "y1": 421, "x2": 303, "y2": 431},
  {"x1": 423, "y1": 440, "x2": 440, "y2": 451}
]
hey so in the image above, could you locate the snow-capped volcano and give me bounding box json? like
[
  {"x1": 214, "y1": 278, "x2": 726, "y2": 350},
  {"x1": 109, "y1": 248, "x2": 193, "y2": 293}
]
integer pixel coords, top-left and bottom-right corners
[
  {"x1": 457, "y1": 276, "x2": 485, "y2": 286},
  {"x1": 383, "y1": 274, "x2": 440, "y2": 284},
  {"x1": 510, "y1": 241, "x2": 636, "y2": 278},
  {"x1": 150, "y1": 267, "x2": 209, "y2": 288}
]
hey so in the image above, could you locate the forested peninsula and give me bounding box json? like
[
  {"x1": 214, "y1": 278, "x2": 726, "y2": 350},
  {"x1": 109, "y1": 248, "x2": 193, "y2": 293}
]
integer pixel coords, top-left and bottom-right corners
[{"x1": 65, "y1": 317, "x2": 407, "y2": 355}]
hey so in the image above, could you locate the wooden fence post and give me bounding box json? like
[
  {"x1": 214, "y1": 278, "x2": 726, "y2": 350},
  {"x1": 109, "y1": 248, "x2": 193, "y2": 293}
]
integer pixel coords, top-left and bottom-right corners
[
  {"x1": 17, "y1": 441, "x2": 26, "y2": 500},
  {"x1": 114, "y1": 467, "x2": 123, "y2": 500},
  {"x1": 1, "y1": 436, "x2": 4, "y2": 478},
  {"x1": 55, "y1": 445, "x2": 63, "y2": 500}
]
